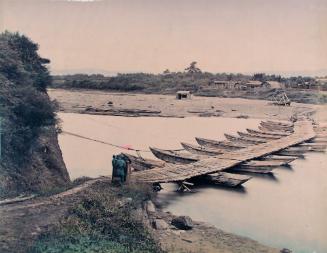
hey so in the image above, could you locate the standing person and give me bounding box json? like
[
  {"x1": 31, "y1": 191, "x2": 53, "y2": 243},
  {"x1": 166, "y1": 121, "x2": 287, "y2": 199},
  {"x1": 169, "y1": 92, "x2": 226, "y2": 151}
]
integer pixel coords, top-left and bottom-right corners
[
  {"x1": 115, "y1": 155, "x2": 126, "y2": 184},
  {"x1": 121, "y1": 154, "x2": 131, "y2": 182},
  {"x1": 111, "y1": 155, "x2": 117, "y2": 182}
]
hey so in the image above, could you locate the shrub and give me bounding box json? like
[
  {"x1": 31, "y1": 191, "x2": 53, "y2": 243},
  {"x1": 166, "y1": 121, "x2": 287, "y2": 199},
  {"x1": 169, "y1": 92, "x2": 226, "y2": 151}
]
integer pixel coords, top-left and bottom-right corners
[{"x1": 29, "y1": 182, "x2": 162, "y2": 253}]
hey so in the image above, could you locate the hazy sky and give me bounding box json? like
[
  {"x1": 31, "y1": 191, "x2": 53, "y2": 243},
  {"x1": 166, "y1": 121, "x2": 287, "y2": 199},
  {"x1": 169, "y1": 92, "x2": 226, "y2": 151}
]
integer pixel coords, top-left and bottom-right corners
[{"x1": 1, "y1": 0, "x2": 327, "y2": 75}]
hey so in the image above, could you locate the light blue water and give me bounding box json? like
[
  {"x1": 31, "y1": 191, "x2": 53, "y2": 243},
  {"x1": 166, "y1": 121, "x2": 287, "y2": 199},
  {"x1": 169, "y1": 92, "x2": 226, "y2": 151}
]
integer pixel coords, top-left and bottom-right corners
[{"x1": 58, "y1": 113, "x2": 327, "y2": 253}]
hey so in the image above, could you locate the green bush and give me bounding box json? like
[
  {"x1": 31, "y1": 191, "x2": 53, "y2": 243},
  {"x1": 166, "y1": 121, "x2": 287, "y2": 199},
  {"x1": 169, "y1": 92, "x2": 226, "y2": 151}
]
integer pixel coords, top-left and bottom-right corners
[
  {"x1": 30, "y1": 182, "x2": 162, "y2": 253},
  {"x1": 0, "y1": 31, "x2": 60, "y2": 194}
]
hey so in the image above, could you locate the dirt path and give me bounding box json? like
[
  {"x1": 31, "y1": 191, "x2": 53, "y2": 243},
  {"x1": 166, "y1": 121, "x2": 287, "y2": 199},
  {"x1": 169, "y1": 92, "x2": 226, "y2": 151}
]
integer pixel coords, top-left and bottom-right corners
[
  {"x1": 0, "y1": 177, "x2": 281, "y2": 253},
  {"x1": 0, "y1": 178, "x2": 107, "y2": 253}
]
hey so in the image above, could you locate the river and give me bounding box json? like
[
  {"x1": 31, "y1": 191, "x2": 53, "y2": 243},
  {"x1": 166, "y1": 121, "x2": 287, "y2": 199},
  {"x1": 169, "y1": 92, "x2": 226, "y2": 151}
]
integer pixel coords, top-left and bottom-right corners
[{"x1": 58, "y1": 112, "x2": 327, "y2": 253}]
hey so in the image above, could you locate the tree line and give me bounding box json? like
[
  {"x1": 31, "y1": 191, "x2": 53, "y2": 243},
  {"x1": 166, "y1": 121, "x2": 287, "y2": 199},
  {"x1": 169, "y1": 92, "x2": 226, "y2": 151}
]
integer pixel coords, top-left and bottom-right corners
[{"x1": 51, "y1": 62, "x2": 325, "y2": 92}]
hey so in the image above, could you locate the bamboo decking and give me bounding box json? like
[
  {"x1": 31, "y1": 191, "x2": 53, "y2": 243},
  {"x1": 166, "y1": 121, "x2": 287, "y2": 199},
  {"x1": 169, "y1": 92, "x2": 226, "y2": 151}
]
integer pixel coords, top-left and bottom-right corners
[{"x1": 132, "y1": 119, "x2": 316, "y2": 183}]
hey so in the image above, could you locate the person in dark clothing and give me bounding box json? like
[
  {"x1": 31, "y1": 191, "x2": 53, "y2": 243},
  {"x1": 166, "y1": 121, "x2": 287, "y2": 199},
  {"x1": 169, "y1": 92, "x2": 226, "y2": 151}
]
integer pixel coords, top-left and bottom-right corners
[
  {"x1": 112, "y1": 154, "x2": 131, "y2": 184},
  {"x1": 115, "y1": 155, "x2": 126, "y2": 184},
  {"x1": 120, "y1": 154, "x2": 131, "y2": 182}
]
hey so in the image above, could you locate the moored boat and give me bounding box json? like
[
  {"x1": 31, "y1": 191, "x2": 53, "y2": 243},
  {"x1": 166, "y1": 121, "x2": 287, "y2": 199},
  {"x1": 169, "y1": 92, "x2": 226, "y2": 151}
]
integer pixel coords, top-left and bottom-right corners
[
  {"x1": 127, "y1": 152, "x2": 251, "y2": 187},
  {"x1": 299, "y1": 143, "x2": 327, "y2": 151},
  {"x1": 275, "y1": 150, "x2": 305, "y2": 158},
  {"x1": 265, "y1": 120, "x2": 294, "y2": 127},
  {"x1": 195, "y1": 137, "x2": 245, "y2": 150},
  {"x1": 181, "y1": 142, "x2": 224, "y2": 156},
  {"x1": 258, "y1": 125, "x2": 293, "y2": 134},
  {"x1": 259, "y1": 155, "x2": 298, "y2": 163},
  {"x1": 237, "y1": 131, "x2": 280, "y2": 140},
  {"x1": 224, "y1": 133, "x2": 266, "y2": 145},
  {"x1": 227, "y1": 166, "x2": 275, "y2": 174},
  {"x1": 202, "y1": 172, "x2": 251, "y2": 187},
  {"x1": 261, "y1": 121, "x2": 294, "y2": 131},
  {"x1": 150, "y1": 147, "x2": 200, "y2": 164},
  {"x1": 122, "y1": 153, "x2": 165, "y2": 171},
  {"x1": 242, "y1": 160, "x2": 289, "y2": 168},
  {"x1": 259, "y1": 124, "x2": 293, "y2": 133},
  {"x1": 246, "y1": 128, "x2": 290, "y2": 137}
]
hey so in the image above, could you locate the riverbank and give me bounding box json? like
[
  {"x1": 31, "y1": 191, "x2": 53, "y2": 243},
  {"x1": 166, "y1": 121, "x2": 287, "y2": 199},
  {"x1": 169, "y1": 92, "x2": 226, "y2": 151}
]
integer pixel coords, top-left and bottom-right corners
[
  {"x1": 49, "y1": 88, "x2": 317, "y2": 121},
  {"x1": 0, "y1": 177, "x2": 280, "y2": 253}
]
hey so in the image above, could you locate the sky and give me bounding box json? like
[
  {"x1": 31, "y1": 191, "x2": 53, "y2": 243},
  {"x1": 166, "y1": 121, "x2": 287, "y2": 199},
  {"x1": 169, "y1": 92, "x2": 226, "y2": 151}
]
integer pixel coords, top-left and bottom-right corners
[{"x1": 1, "y1": 0, "x2": 327, "y2": 76}]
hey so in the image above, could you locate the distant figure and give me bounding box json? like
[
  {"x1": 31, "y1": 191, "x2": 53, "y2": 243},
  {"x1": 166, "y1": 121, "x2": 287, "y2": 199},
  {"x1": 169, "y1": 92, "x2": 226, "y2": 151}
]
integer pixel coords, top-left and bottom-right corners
[
  {"x1": 112, "y1": 155, "x2": 125, "y2": 184},
  {"x1": 112, "y1": 154, "x2": 131, "y2": 185},
  {"x1": 120, "y1": 154, "x2": 131, "y2": 182}
]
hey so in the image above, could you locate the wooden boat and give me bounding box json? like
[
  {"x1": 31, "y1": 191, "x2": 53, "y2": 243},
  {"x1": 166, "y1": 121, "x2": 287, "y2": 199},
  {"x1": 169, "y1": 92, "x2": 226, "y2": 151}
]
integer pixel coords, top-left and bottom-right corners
[
  {"x1": 237, "y1": 131, "x2": 280, "y2": 140},
  {"x1": 202, "y1": 172, "x2": 251, "y2": 187},
  {"x1": 224, "y1": 133, "x2": 266, "y2": 145},
  {"x1": 220, "y1": 141, "x2": 249, "y2": 149},
  {"x1": 266, "y1": 120, "x2": 293, "y2": 127},
  {"x1": 195, "y1": 137, "x2": 246, "y2": 150},
  {"x1": 299, "y1": 142, "x2": 326, "y2": 147},
  {"x1": 227, "y1": 166, "x2": 274, "y2": 174},
  {"x1": 287, "y1": 146, "x2": 313, "y2": 152},
  {"x1": 275, "y1": 148, "x2": 306, "y2": 157},
  {"x1": 261, "y1": 121, "x2": 294, "y2": 130},
  {"x1": 299, "y1": 143, "x2": 327, "y2": 151},
  {"x1": 246, "y1": 128, "x2": 290, "y2": 137},
  {"x1": 242, "y1": 160, "x2": 289, "y2": 168},
  {"x1": 258, "y1": 125, "x2": 293, "y2": 134},
  {"x1": 259, "y1": 155, "x2": 298, "y2": 163},
  {"x1": 312, "y1": 137, "x2": 327, "y2": 143},
  {"x1": 152, "y1": 146, "x2": 292, "y2": 170},
  {"x1": 126, "y1": 152, "x2": 251, "y2": 187},
  {"x1": 150, "y1": 147, "x2": 200, "y2": 164},
  {"x1": 260, "y1": 124, "x2": 293, "y2": 133},
  {"x1": 259, "y1": 123, "x2": 293, "y2": 133},
  {"x1": 181, "y1": 142, "x2": 224, "y2": 156},
  {"x1": 122, "y1": 153, "x2": 165, "y2": 171}
]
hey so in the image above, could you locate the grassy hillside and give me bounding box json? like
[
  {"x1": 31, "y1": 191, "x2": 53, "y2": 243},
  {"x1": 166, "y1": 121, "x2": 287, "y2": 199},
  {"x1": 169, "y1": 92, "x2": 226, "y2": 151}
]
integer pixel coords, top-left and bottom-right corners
[{"x1": 0, "y1": 32, "x2": 70, "y2": 197}]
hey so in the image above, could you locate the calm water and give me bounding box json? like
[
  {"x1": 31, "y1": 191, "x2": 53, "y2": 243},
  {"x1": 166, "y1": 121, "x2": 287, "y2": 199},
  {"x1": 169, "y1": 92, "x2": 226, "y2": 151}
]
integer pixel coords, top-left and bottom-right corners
[{"x1": 58, "y1": 112, "x2": 327, "y2": 253}]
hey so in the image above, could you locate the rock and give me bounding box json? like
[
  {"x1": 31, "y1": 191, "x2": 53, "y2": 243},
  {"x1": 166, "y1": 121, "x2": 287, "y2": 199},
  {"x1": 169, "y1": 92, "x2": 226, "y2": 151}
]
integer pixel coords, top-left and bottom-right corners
[
  {"x1": 152, "y1": 219, "x2": 169, "y2": 230},
  {"x1": 171, "y1": 216, "x2": 193, "y2": 230},
  {"x1": 125, "y1": 197, "x2": 132, "y2": 203},
  {"x1": 280, "y1": 249, "x2": 292, "y2": 253},
  {"x1": 145, "y1": 200, "x2": 156, "y2": 213}
]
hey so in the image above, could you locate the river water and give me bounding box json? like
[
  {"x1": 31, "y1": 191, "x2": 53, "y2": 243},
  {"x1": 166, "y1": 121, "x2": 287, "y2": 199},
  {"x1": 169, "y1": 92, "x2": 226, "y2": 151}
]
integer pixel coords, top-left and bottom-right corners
[{"x1": 58, "y1": 112, "x2": 327, "y2": 253}]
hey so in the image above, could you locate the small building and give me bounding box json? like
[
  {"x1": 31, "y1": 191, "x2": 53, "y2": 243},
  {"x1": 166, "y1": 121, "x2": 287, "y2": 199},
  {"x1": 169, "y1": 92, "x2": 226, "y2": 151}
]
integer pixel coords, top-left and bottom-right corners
[
  {"x1": 212, "y1": 80, "x2": 228, "y2": 89},
  {"x1": 234, "y1": 82, "x2": 247, "y2": 90},
  {"x1": 176, "y1": 91, "x2": 191, "y2": 100},
  {"x1": 316, "y1": 78, "x2": 327, "y2": 84},
  {"x1": 262, "y1": 81, "x2": 283, "y2": 89},
  {"x1": 245, "y1": 80, "x2": 264, "y2": 89},
  {"x1": 234, "y1": 80, "x2": 282, "y2": 90}
]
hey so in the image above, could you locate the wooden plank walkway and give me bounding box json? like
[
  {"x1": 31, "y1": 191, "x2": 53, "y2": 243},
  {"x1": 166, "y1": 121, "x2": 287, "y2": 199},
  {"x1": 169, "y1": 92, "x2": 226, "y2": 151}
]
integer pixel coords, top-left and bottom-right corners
[{"x1": 132, "y1": 120, "x2": 315, "y2": 183}]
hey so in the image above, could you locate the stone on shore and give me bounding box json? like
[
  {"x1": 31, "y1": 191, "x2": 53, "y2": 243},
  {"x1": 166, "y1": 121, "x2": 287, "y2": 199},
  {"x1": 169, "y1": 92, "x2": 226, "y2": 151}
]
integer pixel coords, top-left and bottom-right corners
[
  {"x1": 145, "y1": 200, "x2": 156, "y2": 213},
  {"x1": 171, "y1": 216, "x2": 193, "y2": 230},
  {"x1": 152, "y1": 219, "x2": 169, "y2": 230}
]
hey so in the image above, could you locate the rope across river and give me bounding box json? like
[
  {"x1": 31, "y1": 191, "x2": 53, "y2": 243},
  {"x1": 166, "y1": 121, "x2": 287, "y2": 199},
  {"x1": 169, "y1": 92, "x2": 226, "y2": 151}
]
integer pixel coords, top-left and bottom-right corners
[
  {"x1": 61, "y1": 130, "x2": 184, "y2": 153},
  {"x1": 61, "y1": 130, "x2": 152, "y2": 152}
]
